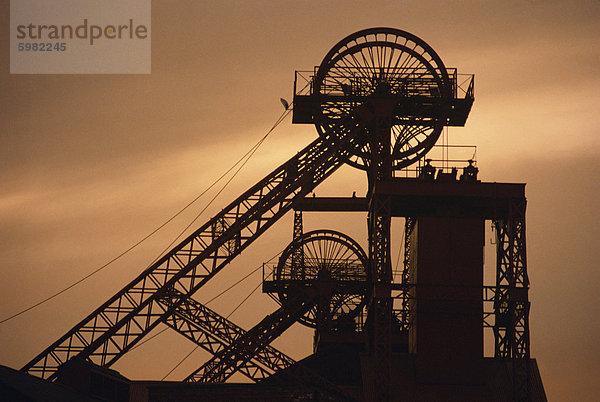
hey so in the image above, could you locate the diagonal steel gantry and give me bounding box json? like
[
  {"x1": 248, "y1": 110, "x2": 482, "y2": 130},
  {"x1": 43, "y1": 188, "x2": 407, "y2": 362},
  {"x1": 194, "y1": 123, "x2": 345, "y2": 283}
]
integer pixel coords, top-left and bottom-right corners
[
  {"x1": 22, "y1": 116, "x2": 366, "y2": 381},
  {"x1": 184, "y1": 287, "x2": 317, "y2": 384},
  {"x1": 158, "y1": 288, "x2": 296, "y2": 381},
  {"x1": 182, "y1": 286, "x2": 357, "y2": 401}
]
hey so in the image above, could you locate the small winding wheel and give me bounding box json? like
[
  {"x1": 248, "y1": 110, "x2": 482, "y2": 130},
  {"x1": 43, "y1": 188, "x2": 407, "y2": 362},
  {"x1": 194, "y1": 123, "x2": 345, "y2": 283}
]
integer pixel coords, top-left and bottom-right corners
[{"x1": 273, "y1": 230, "x2": 368, "y2": 329}]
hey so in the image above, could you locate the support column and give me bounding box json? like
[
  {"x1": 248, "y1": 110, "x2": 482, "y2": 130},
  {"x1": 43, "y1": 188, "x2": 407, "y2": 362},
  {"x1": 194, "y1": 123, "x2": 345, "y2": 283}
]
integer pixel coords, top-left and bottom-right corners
[
  {"x1": 401, "y1": 217, "x2": 416, "y2": 331},
  {"x1": 493, "y1": 198, "x2": 530, "y2": 401},
  {"x1": 366, "y1": 98, "x2": 395, "y2": 401},
  {"x1": 291, "y1": 210, "x2": 304, "y2": 279}
]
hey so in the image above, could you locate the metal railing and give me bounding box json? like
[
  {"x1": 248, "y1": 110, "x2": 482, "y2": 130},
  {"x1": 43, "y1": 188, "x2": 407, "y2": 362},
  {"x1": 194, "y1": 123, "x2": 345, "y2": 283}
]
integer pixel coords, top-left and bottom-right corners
[
  {"x1": 294, "y1": 68, "x2": 474, "y2": 100},
  {"x1": 263, "y1": 260, "x2": 367, "y2": 283}
]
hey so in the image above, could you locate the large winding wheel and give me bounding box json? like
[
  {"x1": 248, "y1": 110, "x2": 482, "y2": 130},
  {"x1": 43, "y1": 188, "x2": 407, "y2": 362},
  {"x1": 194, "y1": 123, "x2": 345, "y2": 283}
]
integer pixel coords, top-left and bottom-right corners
[
  {"x1": 273, "y1": 230, "x2": 368, "y2": 329},
  {"x1": 312, "y1": 27, "x2": 453, "y2": 170}
]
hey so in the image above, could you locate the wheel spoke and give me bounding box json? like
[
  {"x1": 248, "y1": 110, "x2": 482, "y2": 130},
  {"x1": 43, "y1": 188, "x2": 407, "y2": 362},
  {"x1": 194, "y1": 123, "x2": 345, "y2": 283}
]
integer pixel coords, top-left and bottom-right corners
[
  {"x1": 274, "y1": 231, "x2": 367, "y2": 328},
  {"x1": 313, "y1": 28, "x2": 451, "y2": 171}
]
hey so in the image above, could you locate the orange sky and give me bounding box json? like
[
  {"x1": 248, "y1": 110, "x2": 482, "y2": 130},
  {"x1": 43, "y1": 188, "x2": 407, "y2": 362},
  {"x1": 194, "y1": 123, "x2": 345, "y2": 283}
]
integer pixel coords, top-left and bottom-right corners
[{"x1": 0, "y1": 1, "x2": 599, "y2": 400}]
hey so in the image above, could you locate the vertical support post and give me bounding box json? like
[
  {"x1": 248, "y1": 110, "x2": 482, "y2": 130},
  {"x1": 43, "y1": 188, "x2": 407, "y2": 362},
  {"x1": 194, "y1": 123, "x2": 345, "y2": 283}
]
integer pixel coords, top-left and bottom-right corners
[
  {"x1": 401, "y1": 218, "x2": 416, "y2": 330},
  {"x1": 366, "y1": 98, "x2": 395, "y2": 401},
  {"x1": 493, "y1": 198, "x2": 530, "y2": 401},
  {"x1": 293, "y1": 210, "x2": 303, "y2": 240},
  {"x1": 291, "y1": 210, "x2": 304, "y2": 279}
]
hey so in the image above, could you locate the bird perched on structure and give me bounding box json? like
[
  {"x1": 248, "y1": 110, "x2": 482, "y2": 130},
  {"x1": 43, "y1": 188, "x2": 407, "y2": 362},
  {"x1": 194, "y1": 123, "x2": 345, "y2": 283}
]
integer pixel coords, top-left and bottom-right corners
[
  {"x1": 341, "y1": 83, "x2": 353, "y2": 96},
  {"x1": 280, "y1": 98, "x2": 290, "y2": 110}
]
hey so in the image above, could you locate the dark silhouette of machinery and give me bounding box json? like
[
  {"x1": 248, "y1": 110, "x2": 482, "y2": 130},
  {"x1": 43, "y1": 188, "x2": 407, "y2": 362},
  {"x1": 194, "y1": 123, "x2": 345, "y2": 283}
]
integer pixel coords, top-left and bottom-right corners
[
  {"x1": 268, "y1": 229, "x2": 368, "y2": 332},
  {"x1": 19, "y1": 28, "x2": 545, "y2": 401}
]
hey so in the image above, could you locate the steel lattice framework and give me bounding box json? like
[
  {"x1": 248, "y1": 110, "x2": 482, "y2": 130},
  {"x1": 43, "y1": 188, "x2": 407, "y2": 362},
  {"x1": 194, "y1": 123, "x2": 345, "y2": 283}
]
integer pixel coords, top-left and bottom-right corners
[
  {"x1": 22, "y1": 116, "x2": 366, "y2": 380},
  {"x1": 158, "y1": 288, "x2": 296, "y2": 381},
  {"x1": 366, "y1": 104, "x2": 395, "y2": 400},
  {"x1": 400, "y1": 217, "x2": 416, "y2": 331},
  {"x1": 493, "y1": 198, "x2": 531, "y2": 401},
  {"x1": 302, "y1": 27, "x2": 457, "y2": 399},
  {"x1": 184, "y1": 288, "x2": 317, "y2": 383},
  {"x1": 18, "y1": 27, "x2": 537, "y2": 402}
]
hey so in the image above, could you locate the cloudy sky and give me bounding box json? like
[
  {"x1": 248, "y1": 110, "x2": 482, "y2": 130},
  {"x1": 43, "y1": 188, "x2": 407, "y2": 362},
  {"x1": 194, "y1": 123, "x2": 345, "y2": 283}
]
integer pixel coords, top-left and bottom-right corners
[{"x1": 0, "y1": 1, "x2": 599, "y2": 400}]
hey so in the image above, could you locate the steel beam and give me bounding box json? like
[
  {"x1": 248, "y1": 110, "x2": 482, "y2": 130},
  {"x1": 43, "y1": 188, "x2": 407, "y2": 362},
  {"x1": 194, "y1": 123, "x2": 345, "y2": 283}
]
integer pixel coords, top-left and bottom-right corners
[
  {"x1": 185, "y1": 289, "x2": 316, "y2": 383},
  {"x1": 366, "y1": 99, "x2": 396, "y2": 401},
  {"x1": 293, "y1": 180, "x2": 525, "y2": 219},
  {"x1": 158, "y1": 289, "x2": 295, "y2": 382}
]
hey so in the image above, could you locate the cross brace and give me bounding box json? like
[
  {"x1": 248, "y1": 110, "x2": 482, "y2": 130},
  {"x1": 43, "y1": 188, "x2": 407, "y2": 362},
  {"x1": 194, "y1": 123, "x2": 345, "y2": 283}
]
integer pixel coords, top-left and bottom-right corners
[
  {"x1": 158, "y1": 288, "x2": 296, "y2": 382},
  {"x1": 183, "y1": 286, "x2": 356, "y2": 401}
]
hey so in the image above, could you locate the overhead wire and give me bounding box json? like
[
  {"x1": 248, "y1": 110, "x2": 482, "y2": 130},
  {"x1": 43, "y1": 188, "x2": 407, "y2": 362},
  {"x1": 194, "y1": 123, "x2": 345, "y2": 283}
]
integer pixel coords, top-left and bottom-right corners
[
  {"x1": 0, "y1": 107, "x2": 291, "y2": 325},
  {"x1": 6, "y1": 99, "x2": 299, "y2": 379},
  {"x1": 148, "y1": 108, "x2": 291, "y2": 265}
]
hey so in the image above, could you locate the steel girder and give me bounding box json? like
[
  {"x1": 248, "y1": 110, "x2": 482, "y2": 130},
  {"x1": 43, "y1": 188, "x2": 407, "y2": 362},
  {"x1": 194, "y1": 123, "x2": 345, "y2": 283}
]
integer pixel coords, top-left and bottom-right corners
[
  {"x1": 366, "y1": 101, "x2": 395, "y2": 401},
  {"x1": 367, "y1": 193, "x2": 392, "y2": 401},
  {"x1": 184, "y1": 288, "x2": 318, "y2": 383},
  {"x1": 183, "y1": 286, "x2": 356, "y2": 401},
  {"x1": 400, "y1": 217, "x2": 416, "y2": 331},
  {"x1": 291, "y1": 210, "x2": 304, "y2": 274},
  {"x1": 293, "y1": 210, "x2": 303, "y2": 241},
  {"x1": 22, "y1": 117, "x2": 366, "y2": 380},
  {"x1": 158, "y1": 288, "x2": 296, "y2": 382},
  {"x1": 493, "y1": 198, "x2": 530, "y2": 401}
]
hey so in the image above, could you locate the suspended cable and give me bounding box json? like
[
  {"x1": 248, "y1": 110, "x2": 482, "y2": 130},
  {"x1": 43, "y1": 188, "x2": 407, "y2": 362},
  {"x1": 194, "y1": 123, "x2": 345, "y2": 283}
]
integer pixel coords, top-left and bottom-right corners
[
  {"x1": 129, "y1": 327, "x2": 171, "y2": 352},
  {"x1": 160, "y1": 346, "x2": 197, "y2": 382},
  {"x1": 118, "y1": 105, "x2": 292, "y2": 354},
  {"x1": 0, "y1": 108, "x2": 291, "y2": 325},
  {"x1": 224, "y1": 273, "x2": 265, "y2": 320},
  {"x1": 148, "y1": 109, "x2": 291, "y2": 265},
  {"x1": 133, "y1": 110, "x2": 292, "y2": 352}
]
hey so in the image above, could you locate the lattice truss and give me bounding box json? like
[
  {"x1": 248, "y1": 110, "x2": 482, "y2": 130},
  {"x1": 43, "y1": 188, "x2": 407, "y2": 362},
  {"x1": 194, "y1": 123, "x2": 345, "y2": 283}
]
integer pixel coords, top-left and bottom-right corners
[
  {"x1": 19, "y1": 26, "x2": 527, "y2": 400},
  {"x1": 493, "y1": 198, "x2": 531, "y2": 401},
  {"x1": 22, "y1": 115, "x2": 366, "y2": 383}
]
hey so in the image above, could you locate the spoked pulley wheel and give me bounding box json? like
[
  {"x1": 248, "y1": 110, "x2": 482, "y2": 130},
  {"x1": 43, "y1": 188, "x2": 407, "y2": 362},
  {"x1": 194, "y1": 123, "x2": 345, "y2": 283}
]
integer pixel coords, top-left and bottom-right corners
[
  {"x1": 312, "y1": 27, "x2": 453, "y2": 170},
  {"x1": 274, "y1": 230, "x2": 367, "y2": 329}
]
